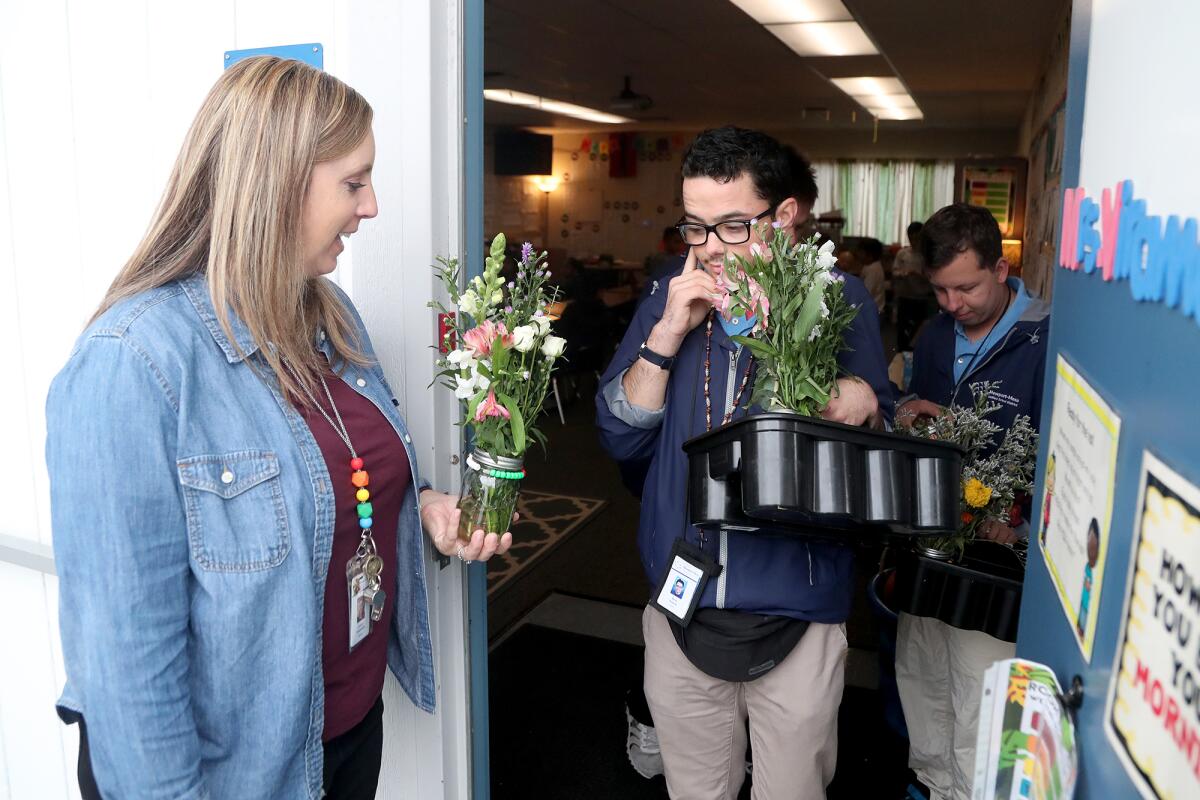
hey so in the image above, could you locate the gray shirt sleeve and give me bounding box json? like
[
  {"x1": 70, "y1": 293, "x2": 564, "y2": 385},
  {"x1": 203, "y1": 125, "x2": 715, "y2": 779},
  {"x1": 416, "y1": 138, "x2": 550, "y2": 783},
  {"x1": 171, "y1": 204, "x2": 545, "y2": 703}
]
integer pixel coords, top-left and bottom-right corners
[{"x1": 602, "y1": 368, "x2": 666, "y2": 430}]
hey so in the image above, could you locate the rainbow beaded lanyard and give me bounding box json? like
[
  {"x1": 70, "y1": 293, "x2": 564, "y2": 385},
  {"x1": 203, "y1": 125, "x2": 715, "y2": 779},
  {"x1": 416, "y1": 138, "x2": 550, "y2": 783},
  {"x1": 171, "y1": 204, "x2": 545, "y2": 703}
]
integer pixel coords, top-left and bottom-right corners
[{"x1": 293, "y1": 369, "x2": 387, "y2": 623}]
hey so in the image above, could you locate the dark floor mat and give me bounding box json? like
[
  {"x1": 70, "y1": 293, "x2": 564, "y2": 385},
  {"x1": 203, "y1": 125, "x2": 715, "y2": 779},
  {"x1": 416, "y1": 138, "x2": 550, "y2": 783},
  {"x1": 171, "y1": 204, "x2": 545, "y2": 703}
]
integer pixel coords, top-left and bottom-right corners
[{"x1": 490, "y1": 624, "x2": 910, "y2": 799}]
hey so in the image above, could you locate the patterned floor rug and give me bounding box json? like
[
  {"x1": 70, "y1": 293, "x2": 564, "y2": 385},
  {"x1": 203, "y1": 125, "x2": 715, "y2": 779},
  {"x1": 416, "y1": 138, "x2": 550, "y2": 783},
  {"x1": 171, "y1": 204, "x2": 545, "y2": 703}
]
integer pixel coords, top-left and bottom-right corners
[{"x1": 487, "y1": 491, "x2": 607, "y2": 597}]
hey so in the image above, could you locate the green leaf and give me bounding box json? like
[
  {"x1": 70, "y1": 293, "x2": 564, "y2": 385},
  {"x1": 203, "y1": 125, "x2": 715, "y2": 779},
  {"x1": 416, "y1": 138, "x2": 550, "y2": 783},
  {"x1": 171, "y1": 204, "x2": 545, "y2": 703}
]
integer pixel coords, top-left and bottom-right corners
[
  {"x1": 466, "y1": 388, "x2": 488, "y2": 420},
  {"x1": 496, "y1": 392, "x2": 525, "y2": 452},
  {"x1": 491, "y1": 342, "x2": 510, "y2": 373},
  {"x1": 730, "y1": 335, "x2": 777, "y2": 360},
  {"x1": 792, "y1": 287, "x2": 825, "y2": 345},
  {"x1": 782, "y1": 290, "x2": 806, "y2": 320}
]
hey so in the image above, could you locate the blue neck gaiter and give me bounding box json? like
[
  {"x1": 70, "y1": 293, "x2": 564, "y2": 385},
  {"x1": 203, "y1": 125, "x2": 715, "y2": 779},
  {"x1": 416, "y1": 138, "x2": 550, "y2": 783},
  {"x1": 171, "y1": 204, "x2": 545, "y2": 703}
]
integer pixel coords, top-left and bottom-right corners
[{"x1": 718, "y1": 312, "x2": 756, "y2": 338}]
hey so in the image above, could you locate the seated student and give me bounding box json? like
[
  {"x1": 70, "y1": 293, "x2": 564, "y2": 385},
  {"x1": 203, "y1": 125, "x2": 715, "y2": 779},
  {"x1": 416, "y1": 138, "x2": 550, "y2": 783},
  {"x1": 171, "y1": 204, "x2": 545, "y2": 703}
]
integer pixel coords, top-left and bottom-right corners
[
  {"x1": 894, "y1": 203, "x2": 1050, "y2": 800},
  {"x1": 645, "y1": 225, "x2": 688, "y2": 278},
  {"x1": 893, "y1": 221, "x2": 936, "y2": 351},
  {"x1": 835, "y1": 246, "x2": 858, "y2": 276},
  {"x1": 857, "y1": 238, "x2": 887, "y2": 315}
]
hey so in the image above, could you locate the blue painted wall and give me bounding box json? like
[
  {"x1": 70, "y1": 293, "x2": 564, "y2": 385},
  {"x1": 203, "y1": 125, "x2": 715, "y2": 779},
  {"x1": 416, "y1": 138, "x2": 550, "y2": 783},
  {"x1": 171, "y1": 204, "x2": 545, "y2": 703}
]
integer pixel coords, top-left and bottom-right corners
[{"x1": 1016, "y1": 1, "x2": 1200, "y2": 797}]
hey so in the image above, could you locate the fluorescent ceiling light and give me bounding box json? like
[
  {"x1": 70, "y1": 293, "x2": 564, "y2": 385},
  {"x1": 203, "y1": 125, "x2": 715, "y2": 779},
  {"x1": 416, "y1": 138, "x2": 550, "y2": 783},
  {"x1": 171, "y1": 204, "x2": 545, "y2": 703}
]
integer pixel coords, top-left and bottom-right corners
[
  {"x1": 730, "y1": 0, "x2": 852, "y2": 24},
  {"x1": 829, "y1": 75, "x2": 923, "y2": 121},
  {"x1": 484, "y1": 89, "x2": 632, "y2": 124},
  {"x1": 853, "y1": 93, "x2": 918, "y2": 111},
  {"x1": 830, "y1": 77, "x2": 905, "y2": 96},
  {"x1": 766, "y1": 21, "x2": 878, "y2": 56},
  {"x1": 867, "y1": 107, "x2": 924, "y2": 121}
]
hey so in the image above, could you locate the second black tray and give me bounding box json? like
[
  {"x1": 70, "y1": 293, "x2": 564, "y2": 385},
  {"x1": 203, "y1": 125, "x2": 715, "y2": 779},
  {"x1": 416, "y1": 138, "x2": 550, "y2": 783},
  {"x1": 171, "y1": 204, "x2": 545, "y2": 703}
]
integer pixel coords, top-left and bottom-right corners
[{"x1": 892, "y1": 541, "x2": 1025, "y2": 642}]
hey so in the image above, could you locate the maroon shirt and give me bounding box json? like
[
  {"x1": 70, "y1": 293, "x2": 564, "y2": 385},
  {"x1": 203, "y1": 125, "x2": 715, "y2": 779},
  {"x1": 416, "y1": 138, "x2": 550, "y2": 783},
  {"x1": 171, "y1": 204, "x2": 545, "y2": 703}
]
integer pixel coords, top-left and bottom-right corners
[{"x1": 296, "y1": 364, "x2": 410, "y2": 741}]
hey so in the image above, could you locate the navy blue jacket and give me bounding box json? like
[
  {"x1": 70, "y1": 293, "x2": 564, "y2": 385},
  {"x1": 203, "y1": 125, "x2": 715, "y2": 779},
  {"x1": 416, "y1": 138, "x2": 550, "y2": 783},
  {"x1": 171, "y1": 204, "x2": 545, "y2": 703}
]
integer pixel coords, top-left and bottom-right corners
[
  {"x1": 907, "y1": 297, "x2": 1051, "y2": 437},
  {"x1": 596, "y1": 260, "x2": 893, "y2": 623}
]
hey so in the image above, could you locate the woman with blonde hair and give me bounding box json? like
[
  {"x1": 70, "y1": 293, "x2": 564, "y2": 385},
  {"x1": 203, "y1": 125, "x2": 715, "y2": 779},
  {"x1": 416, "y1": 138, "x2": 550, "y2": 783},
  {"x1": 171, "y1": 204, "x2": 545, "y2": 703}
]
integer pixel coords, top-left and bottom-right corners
[{"x1": 46, "y1": 56, "x2": 509, "y2": 800}]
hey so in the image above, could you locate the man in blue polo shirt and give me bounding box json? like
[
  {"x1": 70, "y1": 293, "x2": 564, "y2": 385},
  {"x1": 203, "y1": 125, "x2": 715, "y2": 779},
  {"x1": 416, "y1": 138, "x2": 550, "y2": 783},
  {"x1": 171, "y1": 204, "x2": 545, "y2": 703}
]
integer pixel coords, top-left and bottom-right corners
[
  {"x1": 895, "y1": 203, "x2": 1050, "y2": 800},
  {"x1": 596, "y1": 126, "x2": 892, "y2": 799}
]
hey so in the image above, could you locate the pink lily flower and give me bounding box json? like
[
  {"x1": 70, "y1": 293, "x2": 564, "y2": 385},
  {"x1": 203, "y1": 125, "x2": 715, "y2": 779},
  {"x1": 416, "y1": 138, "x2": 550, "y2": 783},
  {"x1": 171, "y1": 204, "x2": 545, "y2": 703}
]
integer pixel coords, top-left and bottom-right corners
[
  {"x1": 473, "y1": 390, "x2": 512, "y2": 422},
  {"x1": 462, "y1": 320, "x2": 512, "y2": 357}
]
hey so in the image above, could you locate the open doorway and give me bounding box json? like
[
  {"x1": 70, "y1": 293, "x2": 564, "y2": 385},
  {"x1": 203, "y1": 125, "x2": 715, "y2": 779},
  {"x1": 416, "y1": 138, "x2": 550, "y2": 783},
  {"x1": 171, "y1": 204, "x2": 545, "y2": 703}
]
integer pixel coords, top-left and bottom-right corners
[{"x1": 477, "y1": 1, "x2": 1071, "y2": 797}]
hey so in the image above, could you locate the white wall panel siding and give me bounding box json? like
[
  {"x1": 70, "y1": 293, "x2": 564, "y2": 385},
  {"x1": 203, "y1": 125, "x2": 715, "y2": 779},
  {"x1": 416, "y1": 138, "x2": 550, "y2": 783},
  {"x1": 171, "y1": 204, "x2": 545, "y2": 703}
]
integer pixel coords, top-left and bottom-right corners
[
  {"x1": 0, "y1": 565, "x2": 73, "y2": 800},
  {"x1": 1, "y1": 0, "x2": 83, "y2": 549},
  {"x1": 0, "y1": 1, "x2": 468, "y2": 797}
]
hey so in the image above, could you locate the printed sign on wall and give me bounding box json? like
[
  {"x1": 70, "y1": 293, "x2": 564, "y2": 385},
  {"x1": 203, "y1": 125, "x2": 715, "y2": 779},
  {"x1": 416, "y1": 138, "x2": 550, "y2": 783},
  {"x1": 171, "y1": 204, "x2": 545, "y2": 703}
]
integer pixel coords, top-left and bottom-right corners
[
  {"x1": 1106, "y1": 451, "x2": 1200, "y2": 799},
  {"x1": 1039, "y1": 356, "x2": 1121, "y2": 660}
]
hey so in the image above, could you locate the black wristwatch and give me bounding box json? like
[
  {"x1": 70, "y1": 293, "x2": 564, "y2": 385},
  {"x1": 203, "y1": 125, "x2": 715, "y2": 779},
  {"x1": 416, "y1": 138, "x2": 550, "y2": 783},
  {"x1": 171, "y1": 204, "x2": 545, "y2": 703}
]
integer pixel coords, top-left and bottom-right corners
[{"x1": 638, "y1": 342, "x2": 676, "y2": 371}]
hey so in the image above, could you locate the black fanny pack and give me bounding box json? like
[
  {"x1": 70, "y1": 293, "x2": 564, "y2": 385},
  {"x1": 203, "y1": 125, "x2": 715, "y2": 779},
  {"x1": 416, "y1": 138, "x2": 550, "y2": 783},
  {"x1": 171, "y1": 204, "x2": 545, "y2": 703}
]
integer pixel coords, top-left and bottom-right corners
[{"x1": 670, "y1": 607, "x2": 809, "y2": 682}]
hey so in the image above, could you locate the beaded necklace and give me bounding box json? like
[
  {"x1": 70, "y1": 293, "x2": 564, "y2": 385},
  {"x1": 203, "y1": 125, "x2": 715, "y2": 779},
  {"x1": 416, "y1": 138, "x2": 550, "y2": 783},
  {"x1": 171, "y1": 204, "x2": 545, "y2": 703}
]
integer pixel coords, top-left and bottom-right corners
[
  {"x1": 290, "y1": 366, "x2": 387, "y2": 623},
  {"x1": 703, "y1": 309, "x2": 755, "y2": 431}
]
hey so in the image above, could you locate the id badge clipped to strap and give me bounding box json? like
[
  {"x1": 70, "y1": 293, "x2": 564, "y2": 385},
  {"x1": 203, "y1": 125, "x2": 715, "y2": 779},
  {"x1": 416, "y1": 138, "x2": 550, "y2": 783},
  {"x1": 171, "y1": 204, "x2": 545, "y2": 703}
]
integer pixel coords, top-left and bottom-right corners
[{"x1": 652, "y1": 537, "x2": 722, "y2": 628}]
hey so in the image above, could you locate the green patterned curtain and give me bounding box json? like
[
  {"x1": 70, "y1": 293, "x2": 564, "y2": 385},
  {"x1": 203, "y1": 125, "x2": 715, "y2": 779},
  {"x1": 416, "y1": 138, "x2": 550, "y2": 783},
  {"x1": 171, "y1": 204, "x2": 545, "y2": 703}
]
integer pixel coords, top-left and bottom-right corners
[
  {"x1": 875, "y1": 163, "x2": 897, "y2": 242},
  {"x1": 837, "y1": 162, "x2": 855, "y2": 235},
  {"x1": 911, "y1": 163, "x2": 936, "y2": 224}
]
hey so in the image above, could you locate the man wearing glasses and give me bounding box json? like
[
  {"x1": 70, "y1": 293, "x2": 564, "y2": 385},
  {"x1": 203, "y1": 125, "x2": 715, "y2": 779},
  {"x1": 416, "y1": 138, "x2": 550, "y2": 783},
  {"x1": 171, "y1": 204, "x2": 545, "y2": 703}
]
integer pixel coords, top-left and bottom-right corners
[{"x1": 596, "y1": 126, "x2": 892, "y2": 798}]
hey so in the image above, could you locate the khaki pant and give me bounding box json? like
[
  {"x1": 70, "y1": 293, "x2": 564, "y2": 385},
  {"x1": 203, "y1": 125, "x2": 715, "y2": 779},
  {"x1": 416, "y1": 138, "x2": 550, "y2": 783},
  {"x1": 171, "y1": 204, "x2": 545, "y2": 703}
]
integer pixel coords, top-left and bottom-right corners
[
  {"x1": 642, "y1": 606, "x2": 847, "y2": 800},
  {"x1": 894, "y1": 613, "x2": 1014, "y2": 800}
]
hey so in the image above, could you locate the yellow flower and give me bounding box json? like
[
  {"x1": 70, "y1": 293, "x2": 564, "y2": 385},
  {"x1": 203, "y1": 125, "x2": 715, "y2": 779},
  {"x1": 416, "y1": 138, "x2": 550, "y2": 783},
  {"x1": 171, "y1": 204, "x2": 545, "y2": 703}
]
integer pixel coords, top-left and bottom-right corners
[{"x1": 964, "y1": 478, "x2": 993, "y2": 508}]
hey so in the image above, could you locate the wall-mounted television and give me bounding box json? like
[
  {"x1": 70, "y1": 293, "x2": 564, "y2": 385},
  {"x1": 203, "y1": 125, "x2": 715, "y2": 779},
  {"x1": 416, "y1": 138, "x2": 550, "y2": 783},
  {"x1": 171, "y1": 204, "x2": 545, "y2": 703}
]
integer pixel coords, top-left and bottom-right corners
[{"x1": 494, "y1": 129, "x2": 552, "y2": 176}]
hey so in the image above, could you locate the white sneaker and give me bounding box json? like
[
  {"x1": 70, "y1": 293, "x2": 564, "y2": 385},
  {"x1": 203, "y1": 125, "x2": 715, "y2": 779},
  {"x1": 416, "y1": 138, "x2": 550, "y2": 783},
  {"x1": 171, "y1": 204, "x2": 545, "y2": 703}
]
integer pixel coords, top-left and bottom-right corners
[{"x1": 625, "y1": 705, "x2": 664, "y2": 779}]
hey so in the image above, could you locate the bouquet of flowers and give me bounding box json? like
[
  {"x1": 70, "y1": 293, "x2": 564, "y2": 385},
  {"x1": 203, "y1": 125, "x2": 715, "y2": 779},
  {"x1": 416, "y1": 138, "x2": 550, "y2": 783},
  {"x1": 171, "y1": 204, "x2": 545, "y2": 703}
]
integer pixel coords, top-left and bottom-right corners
[
  {"x1": 431, "y1": 233, "x2": 566, "y2": 539},
  {"x1": 717, "y1": 228, "x2": 860, "y2": 416},
  {"x1": 901, "y1": 382, "x2": 1039, "y2": 557}
]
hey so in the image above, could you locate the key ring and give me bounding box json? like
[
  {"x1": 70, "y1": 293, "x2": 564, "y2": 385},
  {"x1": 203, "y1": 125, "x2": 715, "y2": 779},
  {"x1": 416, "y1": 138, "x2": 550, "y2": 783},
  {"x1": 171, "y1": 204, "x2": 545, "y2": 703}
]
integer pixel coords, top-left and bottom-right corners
[{"x1": 456, "y1": 545, "x2": 472, "y2": 565}]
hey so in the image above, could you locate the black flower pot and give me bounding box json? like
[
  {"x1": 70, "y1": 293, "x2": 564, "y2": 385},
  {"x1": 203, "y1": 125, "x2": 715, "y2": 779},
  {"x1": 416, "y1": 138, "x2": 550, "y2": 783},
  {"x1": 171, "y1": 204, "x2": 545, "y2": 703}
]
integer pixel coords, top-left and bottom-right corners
[
  {"x1": 891, "y1": 540, "x2": 1024, "y2": 642},
  {"x1": 682, "y1": 412, "x2": 963, "y2": 541}
]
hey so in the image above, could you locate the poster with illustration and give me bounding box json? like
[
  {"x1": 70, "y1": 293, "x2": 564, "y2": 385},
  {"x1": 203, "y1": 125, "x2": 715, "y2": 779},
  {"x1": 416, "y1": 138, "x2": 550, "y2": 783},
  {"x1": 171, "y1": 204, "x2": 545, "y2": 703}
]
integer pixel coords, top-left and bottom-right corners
[
  {"x1": 1105, "y1": 451, "x2": 1200, "y2": 800},
  {"x1": 1039, "y1": 356, "x2": 1121, "y2": 660},
  {"x1": 972, "y1": 659, "x2": 1078, "y2": 800}
]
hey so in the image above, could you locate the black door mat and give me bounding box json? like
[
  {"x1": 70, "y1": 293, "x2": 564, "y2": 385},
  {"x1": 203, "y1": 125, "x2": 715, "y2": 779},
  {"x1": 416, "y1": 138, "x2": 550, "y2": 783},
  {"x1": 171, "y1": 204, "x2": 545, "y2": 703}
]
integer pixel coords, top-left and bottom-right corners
[{"x1": 489, "y1": 624, "x2": 910, "y2": 799}]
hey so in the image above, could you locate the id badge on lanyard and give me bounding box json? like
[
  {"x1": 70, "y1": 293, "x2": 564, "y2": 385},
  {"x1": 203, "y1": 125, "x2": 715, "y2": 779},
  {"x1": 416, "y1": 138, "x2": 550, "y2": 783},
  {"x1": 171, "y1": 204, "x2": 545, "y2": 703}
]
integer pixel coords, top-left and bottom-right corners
[{"x1": 651, "y1": 536, "x2": 723, "y2": 628}]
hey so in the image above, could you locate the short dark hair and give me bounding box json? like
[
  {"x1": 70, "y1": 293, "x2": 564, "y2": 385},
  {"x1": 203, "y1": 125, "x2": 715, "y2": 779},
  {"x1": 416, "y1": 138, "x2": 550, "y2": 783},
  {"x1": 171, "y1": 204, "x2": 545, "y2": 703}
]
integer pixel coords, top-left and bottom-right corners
[
  {"x1": 858, "y1": 238, "x2": 884, "y2": 261},
  {"x1": 784, "y1": 145, "x2": 818, "y2": 207},
  {"x1": 906, "y1": 221, "x2": 923, "y2": 239},
  {"x1": 681, "y1": 126, "x2": 793, "y2": 210},
  {"x1": 919, "y1": 203, "x2": 1002, "y2": 271}
]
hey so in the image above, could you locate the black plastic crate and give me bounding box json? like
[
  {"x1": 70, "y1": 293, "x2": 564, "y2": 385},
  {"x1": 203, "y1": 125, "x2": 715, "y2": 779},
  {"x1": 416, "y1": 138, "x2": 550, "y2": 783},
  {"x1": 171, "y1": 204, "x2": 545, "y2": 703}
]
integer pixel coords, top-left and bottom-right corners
[
  {"x1": 682, "y1": 412, "x2": 963, "y2": 539},
  {"x1": 892, "y1": 542, "x2": 1024, "y2": 642}
]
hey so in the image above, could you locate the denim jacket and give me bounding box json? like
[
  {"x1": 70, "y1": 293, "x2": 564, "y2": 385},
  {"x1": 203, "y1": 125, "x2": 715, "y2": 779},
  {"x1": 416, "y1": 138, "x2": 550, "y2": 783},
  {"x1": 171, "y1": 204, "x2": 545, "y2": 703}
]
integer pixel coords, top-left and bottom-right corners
[{"x1": 45, "y1": 272, "x2": 436, "y2": 800}]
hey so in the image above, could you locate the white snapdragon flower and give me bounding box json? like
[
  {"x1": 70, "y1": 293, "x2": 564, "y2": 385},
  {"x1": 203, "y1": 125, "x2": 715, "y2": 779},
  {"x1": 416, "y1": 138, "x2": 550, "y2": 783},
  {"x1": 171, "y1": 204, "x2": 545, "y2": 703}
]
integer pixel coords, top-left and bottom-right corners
[
  {"x1": 816, "y1": 238, "x2": 837, "y2": 271},
  {"x1": 446, "y1": 348, "x2": 477, "y2": 372},
  {"x1": 808, "y1": 324, "x2": 823, "y2": 342},
  {"x1": 454, "y1": 374, "x2": 478, "y2": 399},
  {"x1": 511, "y1": 324, "x2": 538, "y2": 352},
  {"x1": 541, "y1": 335, "x2": 567, "y2": 359},
  {"x1": 452, "y1": 365, "x2": 490, "y2": 398},
  {"x1": 458, "y1": 290, "x2": 481, "y2": 318}
]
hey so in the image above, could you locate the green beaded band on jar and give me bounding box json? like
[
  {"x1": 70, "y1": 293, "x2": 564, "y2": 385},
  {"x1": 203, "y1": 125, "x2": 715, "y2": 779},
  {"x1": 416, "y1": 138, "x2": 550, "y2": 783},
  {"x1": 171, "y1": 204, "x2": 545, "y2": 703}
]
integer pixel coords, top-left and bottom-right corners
[{"x1": 484, "y1": 468, "x2": 526, "y2": 480}]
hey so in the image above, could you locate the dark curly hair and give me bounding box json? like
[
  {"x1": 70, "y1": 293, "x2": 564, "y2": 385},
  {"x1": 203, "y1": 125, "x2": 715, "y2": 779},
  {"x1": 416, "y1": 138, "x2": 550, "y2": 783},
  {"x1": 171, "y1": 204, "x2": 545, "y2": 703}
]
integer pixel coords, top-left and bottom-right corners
[
  {"x1": 920, "y1": 203, "x2": 1002, "y2": 271},
  {"x1": 785, "y1": 145, "x2": 818, "y2": 208},
  {"x1": 680, "y1": 126, "x2": 796, "y2": 211}
]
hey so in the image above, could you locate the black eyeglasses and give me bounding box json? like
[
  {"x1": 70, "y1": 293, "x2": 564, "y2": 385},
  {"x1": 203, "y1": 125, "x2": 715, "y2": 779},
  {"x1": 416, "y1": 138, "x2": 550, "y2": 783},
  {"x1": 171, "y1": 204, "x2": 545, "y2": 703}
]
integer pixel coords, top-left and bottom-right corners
[{"x1": 676, "y1": 205, "x2": 776, "y2": 246}]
